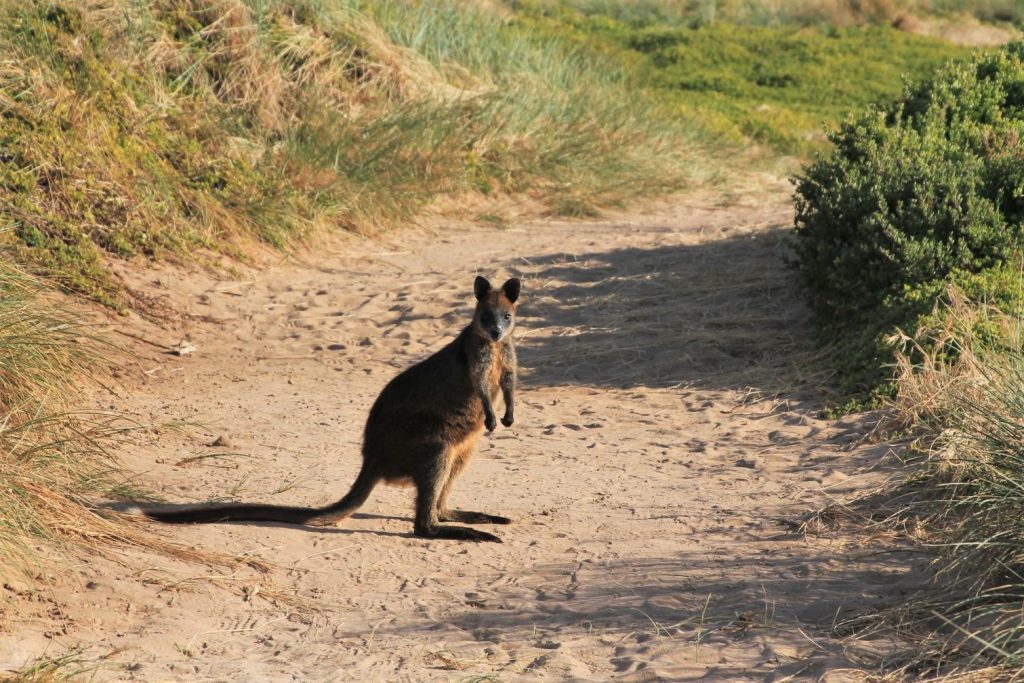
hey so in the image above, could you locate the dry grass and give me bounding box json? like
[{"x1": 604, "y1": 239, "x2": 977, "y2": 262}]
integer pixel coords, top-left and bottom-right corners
[
  {"x1": 0, "y1": 259, "x2": 277, "y2": 585},
  {"x1": 0, "y1": 649, "x2": 106, "y2": 682},
  {"x1": 806, "y1": 291, "x2": 1024, "y2": 678}
]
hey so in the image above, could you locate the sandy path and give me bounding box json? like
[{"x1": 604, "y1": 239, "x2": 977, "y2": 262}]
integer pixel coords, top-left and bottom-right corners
[{"x1": 5, "y1": 194, "x2": 916, "y2": 681}]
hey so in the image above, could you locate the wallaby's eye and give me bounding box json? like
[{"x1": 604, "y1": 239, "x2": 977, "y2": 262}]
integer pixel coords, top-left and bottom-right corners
[{"x1": 503, "y1": 313, "x2": 512, "y2": 321}]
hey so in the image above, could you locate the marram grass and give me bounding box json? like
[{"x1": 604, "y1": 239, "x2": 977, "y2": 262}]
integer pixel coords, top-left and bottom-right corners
[
  {"x1": 0, "y1": 0, "x2": 710, "y2": 305},
  {"x1": 844, "y1": 296, "x2": 1024, "y2": 678},
  {"x1": 0, "y1": 259, "x2": 261, "y2": 580}
]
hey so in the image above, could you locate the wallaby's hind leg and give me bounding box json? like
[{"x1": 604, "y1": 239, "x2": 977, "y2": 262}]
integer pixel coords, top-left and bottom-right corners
[
  {"x1": 413, "y1": 449, "x2": 501, "y2": 543},
  {"x1": 435, "y1": 441, "x2": 511, "y2": 526}
]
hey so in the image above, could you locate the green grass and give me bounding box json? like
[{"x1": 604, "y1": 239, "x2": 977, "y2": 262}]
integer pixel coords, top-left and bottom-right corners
[
  {"x1": 536, "y1": 0, "x2": 1024, "y2": 27},
  {"x1": 0, "y1": 0, "x2": 989, "y2": 304},
  {"x1": 0, "y1": 0, "x2": 981, "y2": 304},
  {"x1": 512, "y1": 2, "x2": 969, "y2": 156}
]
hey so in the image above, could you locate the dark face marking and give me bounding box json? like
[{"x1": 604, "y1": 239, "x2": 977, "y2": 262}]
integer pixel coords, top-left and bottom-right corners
[{"x1": 472, "y1": 276, "x2": 520, "y2": 342}]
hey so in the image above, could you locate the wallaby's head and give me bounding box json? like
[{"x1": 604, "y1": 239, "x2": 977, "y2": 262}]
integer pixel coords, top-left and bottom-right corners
[{"x1": 473, "y1": 276, "x2": 521, "y2": 343}]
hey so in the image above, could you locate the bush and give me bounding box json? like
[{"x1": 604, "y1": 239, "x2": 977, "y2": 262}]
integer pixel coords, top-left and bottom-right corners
[{"x1": 792, "y1": 41, "x2": 1024, "y2": 398}]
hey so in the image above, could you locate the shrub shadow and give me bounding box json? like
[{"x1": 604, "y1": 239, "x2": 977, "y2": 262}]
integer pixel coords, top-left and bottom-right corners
[
  {"x1": 516, "y1": 226, "x2": 818, "y2": 399},
  {"x1": 396, "y1": 549, "x2": 926, "y2": 680}
]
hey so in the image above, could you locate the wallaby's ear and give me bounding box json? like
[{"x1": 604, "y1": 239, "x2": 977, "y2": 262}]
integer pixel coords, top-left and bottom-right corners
[
  {"x1": 474, "y1": 276, "x2": 492, "y2": 301},
  {"x1": 502, "y1": 278, "x2": 521, "y2": 304}
]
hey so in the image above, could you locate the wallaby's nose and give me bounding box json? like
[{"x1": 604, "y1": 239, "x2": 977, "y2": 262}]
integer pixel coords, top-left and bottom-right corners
[{"x1": 489, "y1": 327, "x2": 502, "y2": 340}]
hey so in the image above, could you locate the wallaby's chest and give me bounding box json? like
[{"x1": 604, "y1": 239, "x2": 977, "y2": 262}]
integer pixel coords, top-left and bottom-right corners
[
  {"x1": 487, "y1": 352, "x2": 505, "y2": 395},
  {"x1": 467, "y1": 342, "x2": 508, "y2": 398}
]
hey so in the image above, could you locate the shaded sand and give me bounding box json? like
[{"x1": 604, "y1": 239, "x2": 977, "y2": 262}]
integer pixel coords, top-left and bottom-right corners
[{"x1": 3, "y1": 193, "x2": 920, "y2": 681}]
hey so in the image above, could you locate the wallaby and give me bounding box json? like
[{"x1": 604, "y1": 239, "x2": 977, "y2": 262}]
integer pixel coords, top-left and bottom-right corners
[{"x1": 137, "y1": 276, "x2": 521, "y2": 543}]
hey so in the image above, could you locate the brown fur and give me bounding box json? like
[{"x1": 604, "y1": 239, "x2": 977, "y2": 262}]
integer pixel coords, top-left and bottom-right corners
[{"x1": 139, "y1": 276, "x2": 521, "y2": 543}]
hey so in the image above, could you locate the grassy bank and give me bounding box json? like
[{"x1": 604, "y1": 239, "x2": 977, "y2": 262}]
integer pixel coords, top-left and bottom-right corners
[
  {"x1": 0, "y1": 0, "x2": 709, "y2": 306},
  {"x1": 845, "y1": 299, "x2": 1024, "y2": 678}
]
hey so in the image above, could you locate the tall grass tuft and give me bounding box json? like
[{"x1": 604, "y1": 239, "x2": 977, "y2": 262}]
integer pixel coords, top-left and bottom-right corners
[
  {"x1": 862, "y1": 294, "x2": 1024, "y2": 676},
  {"x1": 0, "y1": 256, "x2": 267, "y2": 581},
  {"x1": 0, "y1": 259, "x2": 132, "y2": 572},
  {"x1": 0, "y1": 257, "x2": 215, "y2": 582},
  {"x1": 0, "y1": 266, "x2": 100, "y2": 414},
  {"x1": 1, "y1": 649, "x2": 104, "y2": 682}
]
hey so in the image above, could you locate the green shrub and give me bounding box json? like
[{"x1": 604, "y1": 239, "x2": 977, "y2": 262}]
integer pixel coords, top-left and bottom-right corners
[{"x1": 792, "y1": 41, "x2": 1024, "y2": 398}]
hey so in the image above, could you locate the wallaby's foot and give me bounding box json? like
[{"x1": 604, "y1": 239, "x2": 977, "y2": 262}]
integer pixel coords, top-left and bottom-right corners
[
  {"x1": 501, "y1": 412, "x2": 514, "y2": 428},
  {"x1": 484, "y1": 412, "x2": 497, "y2": 432},
  {"x1": 440, "y1": 509, "x2": 512, "y2": 525},
  {"x1": 414, "y1": 524, "x2": 502, "y2": 543}
]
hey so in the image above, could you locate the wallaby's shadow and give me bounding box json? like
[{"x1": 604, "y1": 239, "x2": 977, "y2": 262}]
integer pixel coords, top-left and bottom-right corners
[
  {"x1": 220, "y1": 521, "x2": 410, "y2": 538},
  {"x1": 103, "y1": 502, "x2": 411, "y2": 537},
  {"x1": 516, "y1": 225, "x2": 818, "y2": 400}
]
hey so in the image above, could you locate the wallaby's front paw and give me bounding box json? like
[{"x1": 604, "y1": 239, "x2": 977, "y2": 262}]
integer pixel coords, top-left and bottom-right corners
[
  {"x1": 485, "y1": 414, "x2": 497, "y2": 432},
  {"x1": 501, "y1": 413, "x2": 514, "y2": 427}
]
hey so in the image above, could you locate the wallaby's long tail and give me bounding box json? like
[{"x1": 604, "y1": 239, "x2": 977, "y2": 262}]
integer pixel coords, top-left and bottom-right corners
[{"x1": 139, "y1": 469, "x2": 379, "y2": 526}]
